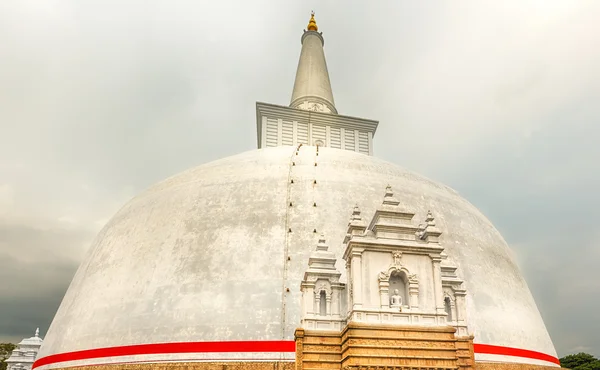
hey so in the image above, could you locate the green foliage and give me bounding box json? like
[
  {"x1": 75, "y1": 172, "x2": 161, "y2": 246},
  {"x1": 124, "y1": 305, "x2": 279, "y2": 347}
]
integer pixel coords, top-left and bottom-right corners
[
  {"x1": 0, "y1": 343, "x2": 17, "y2": 370},
  {"x1": 560, "y1": 352, "x2": 600, "y2": 369},
  {"x1": 575, "y1": 360, "x2": 600, "y2": 370}
]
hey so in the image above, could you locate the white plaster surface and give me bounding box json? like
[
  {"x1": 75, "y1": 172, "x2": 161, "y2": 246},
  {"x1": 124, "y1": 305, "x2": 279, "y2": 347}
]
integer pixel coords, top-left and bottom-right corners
[{"x1": 38, "y1": 145, "x2": 557, "y2": 367}]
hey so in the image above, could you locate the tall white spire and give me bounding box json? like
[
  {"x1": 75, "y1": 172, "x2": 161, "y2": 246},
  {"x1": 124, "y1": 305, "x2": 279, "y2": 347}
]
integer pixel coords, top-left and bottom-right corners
[
  {"x1": 255, "y1": 12, "x2": 378, "y2": 153},
  {"x1": 290, "y1": 12, "x2": 337, "y2": 114}
]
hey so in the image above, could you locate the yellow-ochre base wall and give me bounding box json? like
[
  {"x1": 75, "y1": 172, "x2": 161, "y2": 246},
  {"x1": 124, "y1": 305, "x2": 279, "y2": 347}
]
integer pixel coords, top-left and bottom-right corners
[{"x1": 296, "y1": 322, "x2": 474, "y2": 370}]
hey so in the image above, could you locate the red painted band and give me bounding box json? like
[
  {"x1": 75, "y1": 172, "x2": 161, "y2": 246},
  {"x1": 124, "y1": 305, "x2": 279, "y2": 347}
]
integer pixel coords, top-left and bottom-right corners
[
  {"x1": 474, "y1": 343, "x2": 560, "y2": 365},
  {"x1": 33, "y1": 341, "x2": 559, "y2": 369},
  {"x1": 32, "y1": 341, "x2": 296, "y2": 369}
]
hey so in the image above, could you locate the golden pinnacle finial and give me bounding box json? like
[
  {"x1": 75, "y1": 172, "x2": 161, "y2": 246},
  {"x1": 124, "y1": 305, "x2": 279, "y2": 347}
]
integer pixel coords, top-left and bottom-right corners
[{"x1": 307, "y1": 11, "x2": 318, "y2": 31}]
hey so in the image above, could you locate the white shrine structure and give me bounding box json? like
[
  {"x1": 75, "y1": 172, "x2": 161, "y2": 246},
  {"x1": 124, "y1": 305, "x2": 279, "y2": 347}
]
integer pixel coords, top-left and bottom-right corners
[
  {"x1": 5, "y1": 329, "x2": 43, "y2": 370},
  {"x1": 300, "y1": 186, "x2": 468, "y2": 337}
]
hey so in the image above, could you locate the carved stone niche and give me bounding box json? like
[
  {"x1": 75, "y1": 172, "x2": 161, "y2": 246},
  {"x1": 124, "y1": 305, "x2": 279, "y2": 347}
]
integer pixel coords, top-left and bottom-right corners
[
  {"x1": 300, "y1": 235, "x2": 346, "y2": 331},
  {"x1": 313, "y1": 280, "x2": 332, "y2": 316},
  {"x1": 377, "y1": 265, "x2": 419, "y2": 311},
  {"x1": 440, "y1": 257, "x2": 469, "y2": 336},
  {"x1": 443, "y1": 287, "x2": 457, "y2": 322}
]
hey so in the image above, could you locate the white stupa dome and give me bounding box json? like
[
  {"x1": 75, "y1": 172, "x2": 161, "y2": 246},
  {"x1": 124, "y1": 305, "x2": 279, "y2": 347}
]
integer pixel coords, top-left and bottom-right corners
[
  {"x1": 36, "y1": 13, "x2": 558, "y2": 370},
  {"x1": 37, "y1": 147, "x2": 557, "y2": 368}
]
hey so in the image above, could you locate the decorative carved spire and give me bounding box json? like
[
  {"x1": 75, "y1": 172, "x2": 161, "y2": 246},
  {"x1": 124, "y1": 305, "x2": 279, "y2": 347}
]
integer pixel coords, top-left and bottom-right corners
[
  {"x1": 307, "y1": 11, "x2": 318, "y2": 31},
  {"x1": 426, "y1": 210, "x2": 435, "y2": 226},
  {"x1": 345, "y1": 205, "x2": 367, "y2": 243},
  {"x1": 316, "y1": 234, "x2": 329, "y2": 251},
  {"x1": 349, "y1": 205, "x2": 362, "y2": 223},
  {"x1": 422, "y1": 210, "x2": 442, "y2": 243},
  {"x1": 382, "y1": 185, "x2": 400, "y2": 207},
  {"x1": 35, "y1": 327, "x2": 39, "y2": 337}
]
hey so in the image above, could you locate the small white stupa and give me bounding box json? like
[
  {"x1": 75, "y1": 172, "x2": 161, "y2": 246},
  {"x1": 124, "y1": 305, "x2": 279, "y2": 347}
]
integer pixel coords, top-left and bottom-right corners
[{"x1": 5, "y1": 328, "x2": 43, "y2": 370}]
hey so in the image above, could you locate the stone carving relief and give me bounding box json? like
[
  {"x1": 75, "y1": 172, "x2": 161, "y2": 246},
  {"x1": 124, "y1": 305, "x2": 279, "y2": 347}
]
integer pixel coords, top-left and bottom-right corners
[
  {"x1": 297, "y1": 101, "x2": 332, "y2": 113},
  {"x1": 377, "y1": 271, "x2": 390, "y2": 282},
  {"x1": 443, "y1": 287, "x2": 456, "y2": 302},
  {"x1": 315, "y1": 282, "x2": 332, "y2": 297},
  {"x1": 390, "y1": 289, "x2": 403, "y2": 311},
  {"x1": 392, "y1": 251, "x2": 402, "y2": 266}
]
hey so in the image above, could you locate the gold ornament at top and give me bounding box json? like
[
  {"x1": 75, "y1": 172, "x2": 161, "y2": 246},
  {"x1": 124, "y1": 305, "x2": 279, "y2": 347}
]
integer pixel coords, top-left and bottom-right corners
[{"x1": 307, "y1": 11, "x2": 318, "y2": 31}]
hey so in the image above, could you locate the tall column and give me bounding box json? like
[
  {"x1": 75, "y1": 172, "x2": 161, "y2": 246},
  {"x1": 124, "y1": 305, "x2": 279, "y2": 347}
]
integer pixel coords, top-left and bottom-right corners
[
  {"x1": 351, "y1": 250, "x2": 363, "y2": 309},
  {"x1": 455, "y1": 291, "x2": 467, "y2": 324},
  {"x1": 409, "y1": 283, "x2": 419, "y2": 309},
  {"x1": 314, "y1": 291, "x2": 321, "y2": 316},
  {"x1": 326, "y1": 294, "x2": 332, "y2": 316},
  {"x1": 455, "y1": 291, "x2": 468, "y2": 336},
  {"x1": 332, "y1": 289, "x2": 340, "y2": 317},
  {"x1": 346, "y1": 263, "x2": 352, "y2": 313},
  {"x1": 305, "y1": 286, "x2": 314, "y2": 316},
  {"x1": 431, "y1": 255, "x2": 445, "y2": 314},
  {"x1": 379, "y1": 280, "x2": 390, "y2": 308}
]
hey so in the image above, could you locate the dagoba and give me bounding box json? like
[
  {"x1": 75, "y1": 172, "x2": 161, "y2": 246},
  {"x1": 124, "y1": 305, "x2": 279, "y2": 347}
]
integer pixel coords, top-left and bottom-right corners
[
  {"x1": 6, "y1": 328, "x2": 44, "y2": 370},
  {"x1": 35, "y1": 12, "x2": 559, "y2": 370}
]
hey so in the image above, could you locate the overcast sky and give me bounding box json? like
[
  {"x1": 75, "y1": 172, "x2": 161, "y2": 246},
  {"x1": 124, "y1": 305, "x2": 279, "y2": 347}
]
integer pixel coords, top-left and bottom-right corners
[{"x1": 1, "y1": 0, "x2": 599, "y2": 358}]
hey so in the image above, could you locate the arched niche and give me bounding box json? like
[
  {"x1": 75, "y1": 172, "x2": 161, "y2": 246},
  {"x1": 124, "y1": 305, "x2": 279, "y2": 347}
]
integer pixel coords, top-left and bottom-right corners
[
  {"x1": 378, "y1": 266, "x2": 419, "y2": 310},
  {"x1": 389, "y1": 270, "x2": 408, "y2": 307},
  {"x1": 444, "y1": 296, "x2": 453, "y2": 322},
  {"x1": 443, "y1": 288, "x2": 457, "y2": 324},
  {"x1": 314, "y1": 280, "x2": 332, "y2": 316}
]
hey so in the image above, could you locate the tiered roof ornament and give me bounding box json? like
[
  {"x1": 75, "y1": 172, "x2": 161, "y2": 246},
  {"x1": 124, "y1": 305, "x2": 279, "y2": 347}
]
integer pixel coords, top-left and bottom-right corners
[
  {"x1": 382, "y1": 185, "x2": 401, "y2": 207},
  {"x1": 422, "y1": 210, "x2": 442, "y2": 243},
  {"x1": 307, "y1": 11, "x2": 318, "y2": 31},
  {"x1": 367, "y1": 185, "x2": 418, "y2": 240},
  {"x1": 300, "y1": 235, "x2": 345, "y2": 331},
  {"x1": 303, "y1": 234, "x2": 341, "y2": 282},
  {"x1": 344, "y1": 205, "x2": 366, "y2": 243}
]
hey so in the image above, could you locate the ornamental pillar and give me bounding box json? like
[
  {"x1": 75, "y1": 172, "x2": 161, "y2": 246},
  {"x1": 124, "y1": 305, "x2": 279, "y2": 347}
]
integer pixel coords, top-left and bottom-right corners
[
  {"x1": 455, "y1": 291, "x2": 467, "y2": 325},
  {"x1": 304, "y1": 286, "x2": 314, "y2": 316},
  {"x1": 408, "y1": 282, "x2": 419, "y2": 309},
  {"x1": 379, "y1": 279, "x2": 390, "y2": 309},
  {"x1": 431, "y1": 255, "x2": 445, "y2": 314},
  {"x1": 351, "y1": 251, "x2": 363, "y2": 308},
  {"x1": 314, "y1": 291, "x2": 321, "y2": 316}
]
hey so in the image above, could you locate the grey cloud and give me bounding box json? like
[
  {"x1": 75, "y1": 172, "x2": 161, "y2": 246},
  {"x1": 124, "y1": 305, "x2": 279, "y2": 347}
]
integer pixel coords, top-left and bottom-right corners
[{"x1": 0, "y1": 223, "x2": 89, "y2": 342}]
